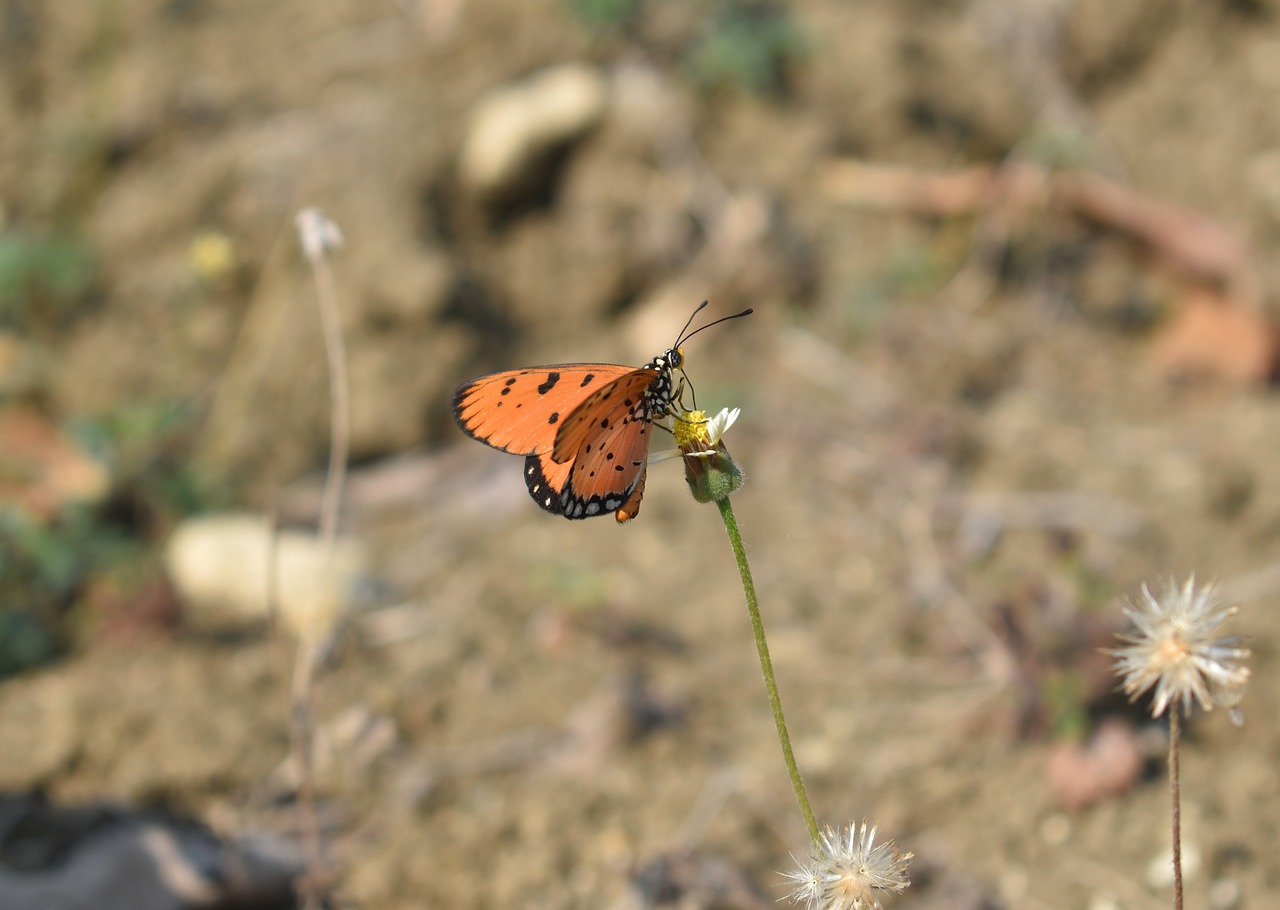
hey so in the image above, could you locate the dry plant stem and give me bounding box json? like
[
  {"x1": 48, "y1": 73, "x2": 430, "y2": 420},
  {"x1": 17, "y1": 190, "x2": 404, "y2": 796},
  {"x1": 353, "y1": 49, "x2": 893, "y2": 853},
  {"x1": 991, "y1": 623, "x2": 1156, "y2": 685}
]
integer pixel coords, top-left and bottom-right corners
[
  {"x1": 264, "y1": 490, "x2": 325, "y2": 907},
  {"x1": 291, "y1": 640, "x2": 326, "y2": 910},
  {"x1": 716, "y1": 498, "x2": 821, "y2": 845},
  {"x1": 291, "y1": 215, "x2": 351, "y2": 909},
  {"x1": 1169, "y1": 709, "x2": 1183, "y2": 910},
  {"x1": 308, "y1": 237, "x2": 350, "y2": 551}
]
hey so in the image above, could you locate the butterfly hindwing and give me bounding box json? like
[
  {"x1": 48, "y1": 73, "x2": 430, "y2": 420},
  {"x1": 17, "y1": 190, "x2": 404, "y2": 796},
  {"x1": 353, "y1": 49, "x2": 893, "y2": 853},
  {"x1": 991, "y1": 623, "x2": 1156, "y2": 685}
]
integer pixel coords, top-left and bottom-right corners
[
  {"x1": 524, "y1": 448, "x2": 647, "y2": 522},
  {"x1": 452, "y1": 364, "x2": 635, "y2": 456},
  {"x1": 615, "y1": 469, "x2": 646, "y2": 522},
  {"x1": 555, "y1": 380, "x2": 661, "y2": 519}
]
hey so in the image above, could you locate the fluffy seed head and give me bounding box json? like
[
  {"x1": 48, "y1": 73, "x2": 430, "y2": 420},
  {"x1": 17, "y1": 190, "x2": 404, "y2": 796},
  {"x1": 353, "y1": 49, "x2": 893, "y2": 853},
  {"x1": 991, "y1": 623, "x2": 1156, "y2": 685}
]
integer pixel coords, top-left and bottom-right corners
[
  {"x1": 783, "y1": 822, "x2": 913, "y2": 910},
  {"x1": 1109, "y1": 576, "x2": 1250, "y2": 721}
]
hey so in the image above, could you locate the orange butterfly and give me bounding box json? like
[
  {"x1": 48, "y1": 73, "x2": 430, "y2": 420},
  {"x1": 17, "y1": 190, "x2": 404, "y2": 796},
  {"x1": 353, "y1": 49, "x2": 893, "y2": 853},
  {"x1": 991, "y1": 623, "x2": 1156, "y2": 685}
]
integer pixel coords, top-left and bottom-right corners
[{"x1": 452, "y1": 302, "x2": 751, "y2": 522}]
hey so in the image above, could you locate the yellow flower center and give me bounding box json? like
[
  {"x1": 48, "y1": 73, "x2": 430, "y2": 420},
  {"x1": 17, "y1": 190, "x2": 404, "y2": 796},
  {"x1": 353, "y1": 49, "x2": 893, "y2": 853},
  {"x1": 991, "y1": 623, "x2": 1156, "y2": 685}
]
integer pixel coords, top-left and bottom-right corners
[{"x1": 673, "y1": 410, "x2": 710, "y2": 449}]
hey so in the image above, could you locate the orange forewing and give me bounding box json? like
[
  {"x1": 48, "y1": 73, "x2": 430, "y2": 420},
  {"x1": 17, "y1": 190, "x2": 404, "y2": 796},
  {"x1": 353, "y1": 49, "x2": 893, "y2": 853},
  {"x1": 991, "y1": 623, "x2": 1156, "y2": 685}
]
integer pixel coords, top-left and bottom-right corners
[{"x1": 452, "y1": 364, "x2": 635, "y2": 456}]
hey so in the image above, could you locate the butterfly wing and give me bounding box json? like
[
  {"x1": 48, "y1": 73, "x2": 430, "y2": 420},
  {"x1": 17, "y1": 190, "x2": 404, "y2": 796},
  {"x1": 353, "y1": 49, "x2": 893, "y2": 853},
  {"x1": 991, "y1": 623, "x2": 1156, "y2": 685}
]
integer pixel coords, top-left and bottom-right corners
[
  {"x1": 455, "y1": 363, "x2": 668, "y2": 521},
  {"x1": 550, "y1": 368, "x2": 660, "y2": 463},
  {"x1": 615, "y1": 465, "x2": 646, "y2": 522},
  {"x1": 523, "y1": 452, "x2": 575, "y2": 516},
  {"x1": 552, "y1": 369, "x2": 664, "y2": 520},
  {"x1": 522, "y1": 449, "x2": 646, "y2": 521},
  {"x1": 452, "y1": 364, "x2": 635, "y2": 456}
]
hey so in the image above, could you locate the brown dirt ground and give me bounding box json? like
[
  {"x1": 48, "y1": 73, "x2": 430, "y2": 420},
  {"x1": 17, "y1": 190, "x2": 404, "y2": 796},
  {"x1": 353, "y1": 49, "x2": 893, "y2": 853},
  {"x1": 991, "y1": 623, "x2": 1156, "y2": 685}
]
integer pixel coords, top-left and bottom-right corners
[{"x1": 3, "y1": 1, "x2": 1280, "y2": 908}]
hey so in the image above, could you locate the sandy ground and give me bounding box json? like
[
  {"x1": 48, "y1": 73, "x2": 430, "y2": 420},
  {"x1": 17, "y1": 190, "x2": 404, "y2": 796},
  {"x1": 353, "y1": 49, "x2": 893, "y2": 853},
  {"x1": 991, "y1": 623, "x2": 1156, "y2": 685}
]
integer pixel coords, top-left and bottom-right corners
[{"x1": 3, "y1": 1, "x2": 1280, "y2": 907}]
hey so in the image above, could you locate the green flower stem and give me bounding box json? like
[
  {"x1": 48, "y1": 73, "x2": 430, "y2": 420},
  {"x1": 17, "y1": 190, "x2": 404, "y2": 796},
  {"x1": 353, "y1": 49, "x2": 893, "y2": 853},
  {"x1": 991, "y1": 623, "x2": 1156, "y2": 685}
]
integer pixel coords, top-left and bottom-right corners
[{"x1": 716, "y1": 497, "x2": 821, "y2": 845}]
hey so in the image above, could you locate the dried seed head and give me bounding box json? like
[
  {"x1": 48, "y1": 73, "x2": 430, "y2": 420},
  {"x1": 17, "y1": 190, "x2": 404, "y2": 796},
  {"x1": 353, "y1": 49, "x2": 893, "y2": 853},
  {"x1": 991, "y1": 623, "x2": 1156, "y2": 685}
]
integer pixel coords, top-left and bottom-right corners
[
  {"x1": 783, "y1": 822, "x2": 913, "y2": 910},
  {"x1": 1109, "y1": 576, "x2": 1250, "y2": 720}
]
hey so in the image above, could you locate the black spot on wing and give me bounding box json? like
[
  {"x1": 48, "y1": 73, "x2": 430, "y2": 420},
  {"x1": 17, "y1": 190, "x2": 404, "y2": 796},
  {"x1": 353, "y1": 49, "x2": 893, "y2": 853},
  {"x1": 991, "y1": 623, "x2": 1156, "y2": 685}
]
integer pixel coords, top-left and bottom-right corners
[{"x1": 537, "y1": 372, "x2": 561, "y2": 394}]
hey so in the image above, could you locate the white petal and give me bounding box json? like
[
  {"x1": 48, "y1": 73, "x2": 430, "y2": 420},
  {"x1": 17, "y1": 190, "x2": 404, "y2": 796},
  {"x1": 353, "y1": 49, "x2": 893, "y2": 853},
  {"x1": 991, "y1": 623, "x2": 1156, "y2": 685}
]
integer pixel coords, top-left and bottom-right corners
[
  {"x1": 705, "y1": 407, "x2": 740, "y2": 444},
  {"x1": 648, "y1": 446, "x2": 682, "y2": 464}
]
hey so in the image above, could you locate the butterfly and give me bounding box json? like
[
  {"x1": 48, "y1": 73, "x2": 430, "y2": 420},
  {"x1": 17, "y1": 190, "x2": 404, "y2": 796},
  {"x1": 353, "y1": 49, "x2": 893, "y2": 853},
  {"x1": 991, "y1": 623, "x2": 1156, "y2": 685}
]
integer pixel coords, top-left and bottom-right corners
[{"x1": 452, "y1": 301, "x2": 751, "y2": 522}]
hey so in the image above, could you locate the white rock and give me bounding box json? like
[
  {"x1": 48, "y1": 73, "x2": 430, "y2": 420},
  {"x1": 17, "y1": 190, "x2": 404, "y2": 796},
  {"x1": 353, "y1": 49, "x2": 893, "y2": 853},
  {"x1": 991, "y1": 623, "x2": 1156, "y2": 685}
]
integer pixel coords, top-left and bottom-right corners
[
  {"x1": 165, "y1": 513, "x2": 369, "y2": 640},
  {"x1": 459, "y1": 63, "x2": 607, "y2": 199},
  {"x1": 1146, "y1": 840, "x2": 1202, "y2": 889},
  {"x1": 1210, "y1": 877, "x2": 1243, "y2": 910}
]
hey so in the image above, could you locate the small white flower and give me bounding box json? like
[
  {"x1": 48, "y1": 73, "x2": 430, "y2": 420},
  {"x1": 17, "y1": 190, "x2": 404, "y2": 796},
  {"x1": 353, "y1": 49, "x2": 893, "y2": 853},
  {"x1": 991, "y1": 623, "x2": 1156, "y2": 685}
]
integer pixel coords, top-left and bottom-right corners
[
  {"x1": 783, "y1": 822, "x2": 912, "y2": 910},
  {"x1": 695, "y1": 406, "x2": 740, "y2": 451},
  {"x1": 650, "y1": 406, "x2": 740, "y2": 464},
  {"x1": 295, "y1": 207, "x2": 344, "y2": 261}
]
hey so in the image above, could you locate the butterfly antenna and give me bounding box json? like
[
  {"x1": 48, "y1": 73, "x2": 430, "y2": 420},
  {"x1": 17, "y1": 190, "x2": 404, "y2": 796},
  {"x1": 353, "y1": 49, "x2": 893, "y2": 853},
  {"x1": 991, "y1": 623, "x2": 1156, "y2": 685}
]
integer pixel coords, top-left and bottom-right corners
[
  {"x1": 673, "y1": 300, "x2": 710, "y2": 347},
  {"x1": 675, "y1": 304, "x2": 754, "y2": 348}
]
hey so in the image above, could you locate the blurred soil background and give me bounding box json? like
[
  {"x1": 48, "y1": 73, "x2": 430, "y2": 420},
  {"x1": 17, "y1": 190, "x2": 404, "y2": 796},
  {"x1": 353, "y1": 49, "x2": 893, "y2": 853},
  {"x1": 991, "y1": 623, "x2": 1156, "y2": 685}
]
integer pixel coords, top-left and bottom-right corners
[{"x1": 2, "y1": 0, "x2": 1280, "y2": 908}]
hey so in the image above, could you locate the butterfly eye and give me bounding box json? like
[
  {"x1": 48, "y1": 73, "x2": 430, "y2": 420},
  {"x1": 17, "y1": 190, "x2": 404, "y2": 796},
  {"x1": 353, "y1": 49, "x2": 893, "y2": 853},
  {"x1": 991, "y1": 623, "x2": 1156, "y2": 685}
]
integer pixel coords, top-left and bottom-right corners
[{"x1": 670, "y1": 348, "x2": 685, "y2": 369}]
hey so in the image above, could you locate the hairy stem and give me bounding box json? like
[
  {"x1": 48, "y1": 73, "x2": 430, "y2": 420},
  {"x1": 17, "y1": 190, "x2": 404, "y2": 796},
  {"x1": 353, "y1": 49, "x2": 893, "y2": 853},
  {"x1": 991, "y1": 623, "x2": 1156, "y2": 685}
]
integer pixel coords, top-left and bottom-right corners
[{"x1": 716, "y1": 497, "x2": 820, "y2": 845}]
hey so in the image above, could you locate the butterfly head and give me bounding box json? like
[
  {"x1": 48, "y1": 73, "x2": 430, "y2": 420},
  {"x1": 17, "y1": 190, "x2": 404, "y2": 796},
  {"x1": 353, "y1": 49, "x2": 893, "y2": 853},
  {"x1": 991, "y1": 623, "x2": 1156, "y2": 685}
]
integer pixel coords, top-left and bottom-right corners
[
  {"x1": 651, "y1": 303, "x2": 753, "y2": 415},
  {"x1": 636, "y1": 347, "x2": 687, "y2": 418},
  {"x1": 644, "y1": 346, "x2": 686, "y2": 385}
]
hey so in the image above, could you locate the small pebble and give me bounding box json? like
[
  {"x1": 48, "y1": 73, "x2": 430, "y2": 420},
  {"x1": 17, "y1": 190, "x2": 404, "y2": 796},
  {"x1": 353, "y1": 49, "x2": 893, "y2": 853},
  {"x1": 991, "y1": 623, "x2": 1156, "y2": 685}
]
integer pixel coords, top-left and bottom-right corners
[
  {"x1": 459, "y1": 63, "x2": 606, "y2": 201},
  {"x1": 165, "y1": 513, "x2": 370, "y2": 639}
]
